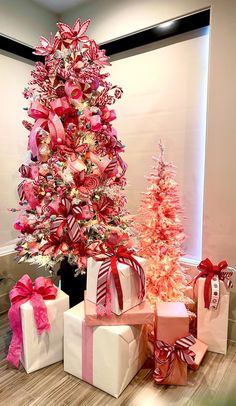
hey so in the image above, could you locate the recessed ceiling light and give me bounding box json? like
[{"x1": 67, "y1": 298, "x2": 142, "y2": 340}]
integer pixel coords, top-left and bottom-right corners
[{"x1": 158, "y1": 21, "x2": 175, "y2": 29}]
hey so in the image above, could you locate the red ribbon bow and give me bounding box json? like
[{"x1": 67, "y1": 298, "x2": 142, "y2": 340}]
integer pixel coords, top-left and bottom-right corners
[
  {"x1": 153, "y1": 335, "x2": 196, "y2": 383},
  {"x1": 50, "y1": 197, "x2": 82, "y2": 242},
  {"x1": 194, "y1": 258, "x2": 232, "y2": 309},
  {"x1": 94, "y1": 243, "x2": 145, "y2": 316},
  {"x1": 6, "y1": 274, "x2": 57, "y2": 368}
]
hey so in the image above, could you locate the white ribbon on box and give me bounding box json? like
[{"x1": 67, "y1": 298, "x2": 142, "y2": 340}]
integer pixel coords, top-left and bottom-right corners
[
  {"x1": 86, "y1": 256, "x2": 146, "y2": 315},
  {"x1": 197, "y1": 278, "x2": 229, "y2": 354},
  {"x1": 21, "y1": 289, "x2": 69, "y2": 373},
  {"x1": 64, "y1": 302, "x2": 147, "y2": 398}
]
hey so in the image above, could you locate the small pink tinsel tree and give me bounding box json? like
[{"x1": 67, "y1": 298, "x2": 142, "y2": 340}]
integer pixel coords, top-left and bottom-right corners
[{"x1": 136, "y1": 143, "x2": 188, "y2": 306}]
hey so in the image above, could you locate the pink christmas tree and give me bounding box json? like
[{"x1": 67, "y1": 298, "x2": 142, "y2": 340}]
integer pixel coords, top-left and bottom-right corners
[
  {"x1": 14, "y1": 18, "x2": 132, "y2": 273},
  {"x1": 136, "y1": 143, "x2": 188, "y2": 306}
]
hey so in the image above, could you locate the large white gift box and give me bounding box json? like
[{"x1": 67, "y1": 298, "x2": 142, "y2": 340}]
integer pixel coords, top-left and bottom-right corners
[
  {"x1": 21, "y1": 289, "x2": 69, "y2": 373},
  {"x1": 197, "y1": 278, "x2": 229, "y2": 354},
  {"x1": 86, "y1": 256, "x2": 146, "y2": 315},
  {"x1": 64, "y1": 301, "x2": 147, "y2": 398}
]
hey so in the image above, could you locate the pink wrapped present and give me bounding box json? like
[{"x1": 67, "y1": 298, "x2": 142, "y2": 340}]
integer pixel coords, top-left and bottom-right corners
[
  {"x1": 86, "y1": 247, "x2": 146, "y2": 316},
  {"x1": 154, "y1": 302, "x2": 195, "y2": 385},
  {"x1": 189, "y1": 339, "x2": 208, "y2": 371},
  {"x1": 195, "y1": 258, "x2": 235, "y2": 354},
  {"x1": 64, "y1": 302, "x2": 147, "y2": 398},
  {"x1": 84, "y1": 291, "x2": 153, "y2": 326}
]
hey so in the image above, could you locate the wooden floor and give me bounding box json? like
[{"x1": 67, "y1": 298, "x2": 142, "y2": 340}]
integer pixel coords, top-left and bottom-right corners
[{"x1": 0, "y1": 312, "x2": 236, "y2": 406}]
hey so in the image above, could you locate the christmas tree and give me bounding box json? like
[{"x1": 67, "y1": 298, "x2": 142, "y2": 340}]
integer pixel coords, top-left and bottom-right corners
[
  {"x1": 136, "y1": 142, "x2": 188, "y2": 306},
  {"x1": 14, "y1": 18, "x2": 132, "y2": 273}
]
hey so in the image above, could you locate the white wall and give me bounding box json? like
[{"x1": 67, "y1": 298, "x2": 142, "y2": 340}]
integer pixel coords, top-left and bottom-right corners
[
  {"x1": 0, "y1": 0, "x2": 58, "y2": 308},
  {"x1": 62, "y1": 0, "x2": 236, "y2": 339},
  {"x1": 0, "y1": 0, "x2": 58, "y2": 46}
]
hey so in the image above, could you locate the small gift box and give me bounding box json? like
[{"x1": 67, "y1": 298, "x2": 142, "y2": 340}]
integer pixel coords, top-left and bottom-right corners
[
  {"x1": 189, "y1": 339, "x2": 208, "y2": 371},
  {"x1": 64, "y1": 302, "x2": 147, "y2": 398},
  {"x1": 154, "y1": 302, "x2": 195, "y2": 385},
  {"x1": 195, "y1": 258, "x2": 234, "y2": 354},
  {"x1": 86, "y1": 249, "x2": 146, "y2": 316},
  {"x1": 7, "y1": 274, "x2": 69, "y2": 373},
  {"x1": 84, "y1": 291, "x2": 153, "y2": 326}
]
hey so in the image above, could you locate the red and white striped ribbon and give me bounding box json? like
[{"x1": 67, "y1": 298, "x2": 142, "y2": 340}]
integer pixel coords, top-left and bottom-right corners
[
  {"x1": 95, "y1": 248, "x2": 145, "y2": 316},
  {"x1": 154, "y1": 335, "x2": 196, "y2": 383},
  {"x1": 50, "y1": 198, "x2": 81, "y2": 242}
]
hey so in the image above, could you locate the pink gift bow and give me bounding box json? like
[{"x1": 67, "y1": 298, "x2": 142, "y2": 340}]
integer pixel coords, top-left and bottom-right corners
[
  {"x1": 28, "y1": 100, "x2": 67, "y2": 158},
  {"x1": 7, "y1": 274, "x2": 57, "y2": 368},
  {"x1": 153, "y1": 335, "x2": 196, "y2": 383},
  {"x1": 93, "y1": 243, "x2": 145, "y2": 317},
  {"x1": 193, "y1": 258, "x2": 234, "y2": 309}
]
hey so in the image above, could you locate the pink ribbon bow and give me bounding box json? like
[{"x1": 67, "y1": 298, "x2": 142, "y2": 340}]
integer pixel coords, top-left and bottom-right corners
[
  {"x1": 94, "y1": 244, "x2": 145, "y2": 317},
  {"x1": 194, "y1": 258, "x2": 234, "y2": 309},
  {"x1": 7, "y1": 274, "x2": 57, "y2": 368},
  {"x1": 153, "y1": 335, "x2": 196, "y2": 383},
  {"x1": 28, "y1": 100, "x2": 67, "y2": 158}
]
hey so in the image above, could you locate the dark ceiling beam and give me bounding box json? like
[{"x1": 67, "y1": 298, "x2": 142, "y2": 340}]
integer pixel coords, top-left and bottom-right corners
[{"x1": 0, "y1": 9, "x2": 210, "y2": 61}]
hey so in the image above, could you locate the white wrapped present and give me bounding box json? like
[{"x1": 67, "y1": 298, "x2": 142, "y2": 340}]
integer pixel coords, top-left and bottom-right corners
[
  {"x1": 86, "y1": 255, "x2": 146, "y2": 315},
  {"x1": 21, "y1": 288, "x2": 69, "y2": 373},
  {"x1": 64, "y1": 302, "x2": 147, "y2": 398},
  {"x1": 7, "y1": 274, "x2": 69, "y2": 373}
]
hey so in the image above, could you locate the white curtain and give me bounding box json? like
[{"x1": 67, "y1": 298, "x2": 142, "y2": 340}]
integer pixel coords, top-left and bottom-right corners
[{"x1": 108, "y1": 28, "x2": 209, "y2": 261}]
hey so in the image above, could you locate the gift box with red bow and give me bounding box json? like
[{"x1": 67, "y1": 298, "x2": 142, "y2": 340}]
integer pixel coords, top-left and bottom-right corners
[
  {"x1": 86, "y1": 246, "x2": 146, "y2": 316},
  {"x1": 194, "y1": 258, "x2": 235, "y2": 354},
  {"x1": 6, "y1": 274, "x2": 69, "y2": 373},
  {"x1": 64, "y1": 301, "x2": 147, "y2": 398}
]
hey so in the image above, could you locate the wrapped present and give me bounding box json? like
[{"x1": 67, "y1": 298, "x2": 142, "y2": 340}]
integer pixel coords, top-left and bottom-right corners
[
  {"x1": 7, "y1": 274, "x2": 69, "y2": 373},
  {"x1": 86, "y1": 246, "x2": 146, "y2": 316},
  {"x1": 84, "y1": 291, "x2": 153, "y2": 326},
  {"x1": 195, "y1": 258, "x2": 234, "y2": 354},
  {"x1": 154, "y1": 302, "x2": 195, "y2": 385},
  {"x1": 189, "y1": 339, "x2": 208, "y2": 371},
  {"x1": 64, "y1": 301, "x2": 147, "y2": 398},
  {"x1": 184, "y1": 285, "x2": 197, "y2": 313}
]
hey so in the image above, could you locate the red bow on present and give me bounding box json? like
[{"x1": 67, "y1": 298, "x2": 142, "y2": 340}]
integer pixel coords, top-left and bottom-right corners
[
  {"x1": 194, "y1": 258, "x2": 233, "y2": 309},
  {"x1": 6, "y1": 275, "x2": 57, "y2": 368},
  {"x1": 94, "y1": 244, "x2": 145, "y2": 317},
  {"x1": 153, "y1": 335, "x2": 196, "y2": 383}
]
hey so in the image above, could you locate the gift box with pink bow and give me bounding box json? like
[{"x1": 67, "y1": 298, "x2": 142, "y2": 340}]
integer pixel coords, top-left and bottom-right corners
[
  {"x1": 7, "y1": 274, "x2": 69, "y2": 373},
  {"x1": 194, "y1": 258, "x2": 235, "y2": 354}
]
